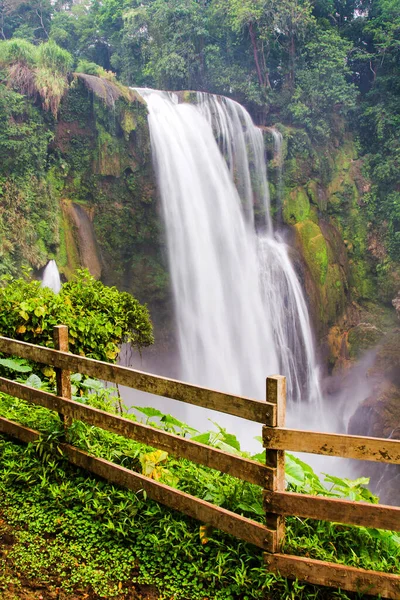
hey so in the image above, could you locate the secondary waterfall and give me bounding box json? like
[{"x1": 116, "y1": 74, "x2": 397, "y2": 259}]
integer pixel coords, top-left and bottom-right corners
[
  {"x1": 41, "y1": 260, "x2": 61, "y2": 294},
  {"x1": 136, "y1": 88, "x2": 321, "y2": 414}
]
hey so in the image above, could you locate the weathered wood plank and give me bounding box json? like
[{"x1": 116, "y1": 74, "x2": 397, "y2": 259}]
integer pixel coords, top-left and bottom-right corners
[
  {"x1": 0, "y1": 378, "x2": 270, "y2": 486},
  {"x1": 264, "y1": 490, "x2": 400, "y2": 531},
  {"x1": 264, "y1": 376, "x2": 286, "y2": 553},
  {"x1": 53, "y1": 325, "x2": 71, "y2": 432},
  {"x1": 263, "y1": 426, "x2": 400, "y2": 464},
  {"x1": 264, "y1": 553, "x2": 400, "y2": 599},
  {"x1": 0, "y1": 336, "x2": 274, "y2": 424},
  {"x1": 64, "y1": 445, "x2": 276, "y2": 550},
  {"x1": 0, "y1": 416, "x2": 39, "y2": 444}
]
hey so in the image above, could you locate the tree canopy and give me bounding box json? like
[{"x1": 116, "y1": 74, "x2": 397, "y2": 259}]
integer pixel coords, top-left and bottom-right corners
[{"x1": 0, "y1": 1, "x2": 399, "y2": 260}]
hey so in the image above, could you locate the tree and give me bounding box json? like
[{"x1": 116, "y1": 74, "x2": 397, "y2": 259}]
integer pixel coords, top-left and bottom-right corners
[{"x1": 287, "y1": 27, "x2": 357, "y2": 138}]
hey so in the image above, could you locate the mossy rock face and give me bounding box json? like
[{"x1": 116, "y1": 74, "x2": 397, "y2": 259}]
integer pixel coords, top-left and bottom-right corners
[
  {"x1": 176, "y1": 91, "x2": 198, "y2": 104},
  {"x1": 323, "y1": 263, "x2": 346, "y2": 324},
  {"x1": 295, "y1": 220, "x2": 328, "y2": 285},
  {"x1": 347, "y1": 323, "x2": 384, "y2": 359},
  {"x1": 371, "y1": 329, "x2": 400, "y2": 382},
  {"x1": 283, "y1": 186, "x2": 310, "y2": 224},
  {"x1": 121, "y1": 109, "x2": 137, "y2": 139},
  {"x1": 348, "y1": 258, "x2": 376, "y2": 300}
]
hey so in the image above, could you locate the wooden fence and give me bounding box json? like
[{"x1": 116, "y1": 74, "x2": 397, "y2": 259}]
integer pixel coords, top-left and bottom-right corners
[{"x1": 0, "y1": 326, "x2": 399, "y2": 598}]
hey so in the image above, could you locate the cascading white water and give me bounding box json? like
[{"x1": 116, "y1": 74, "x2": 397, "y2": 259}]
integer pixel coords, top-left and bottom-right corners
[
  {"x1": 136, "y1": 88, "x2": 321, "y2": 416},
  {"x1": 41, "y1": 260, "x2": 61, "y2": 294}
]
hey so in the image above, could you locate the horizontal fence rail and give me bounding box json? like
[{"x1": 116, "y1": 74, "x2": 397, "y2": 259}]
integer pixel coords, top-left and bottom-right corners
[
  {"x1": 264, "y1": 554, "x2": 400, "y2": 599},
  {"x1": 0, "y1": 329, "x2": 399, "y2": 599},
  {"x1": 0, "y1": 377, "x2": 270, "y2": 487},
  {"x1": 264, "y1": 490, "x2": 400, "y2": 531},
  {"x1": 0, "y1": 336, "x2": 274, "y2": 425},
  {"x1": 263, "y1": 426, "x2": 400, "y2": 464}
]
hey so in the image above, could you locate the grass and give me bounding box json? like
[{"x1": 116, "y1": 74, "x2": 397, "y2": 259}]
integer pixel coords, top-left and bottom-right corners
[{"x1": 0, "y1": 377, "x2": 398, "y2": 599}]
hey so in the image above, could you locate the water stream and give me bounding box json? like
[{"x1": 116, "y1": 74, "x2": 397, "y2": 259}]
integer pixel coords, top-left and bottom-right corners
[
  {"x1": 41, "y1": 260, "x2": 61, "y2": 294},
  {"x1": 131, "y1": 89, "x2": 322, "y2": 444}
]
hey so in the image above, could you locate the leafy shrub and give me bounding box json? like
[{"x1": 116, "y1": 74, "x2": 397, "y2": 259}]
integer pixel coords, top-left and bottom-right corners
[
  {"x1": 75, "y1": 59, "x2": 103, "y2": 76},
  {"x1": 0, "y1": 39, "x2": 73, "y2": 116},
  {"x1": 0, "y1": 269, "x2": 153, "y2": 362},
  {"x1": 36, "y1": 40, "x2": 73, "y2": 75},
  {"x1": 0, "y1": 38, "x2": 37, "y2": 67}
]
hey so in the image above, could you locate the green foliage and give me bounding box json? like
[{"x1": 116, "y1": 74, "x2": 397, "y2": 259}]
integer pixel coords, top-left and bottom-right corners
[
  {"x1": 0, "y1": 269, "x2": 153, "y2": 361},
  {"x1": 287, "y1": 28, "x2": 357, "y2": 140},
  {"x1": 36, "y1": 40, "x2": 73, "y2": 75},
  {"x1": 75, "y1": 59, "x2": 106, "y2": 77},
  {"x1": 0, "y1": 381, "x2": 398, "y2": 599},
  {"x1": 0, "y1": 39, "x2": 73, "y2": 116},
  {"x1": 0, "y1": 86, "x2": 51, "y2": 177},
  {"x1": 0, "y1": 38, "x2": 38, "y2": 67}
]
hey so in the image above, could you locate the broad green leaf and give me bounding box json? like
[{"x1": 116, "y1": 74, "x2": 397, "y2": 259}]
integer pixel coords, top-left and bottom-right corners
[
  {"x1": 0, "y1": 358, "x2": 32, "y2": 373},
  {"x1": 25, "y1": 374, "x2": 42, "y2": 389},
  {"x1": 70, "y1": 373, "x2": 83, "y2": 383},
  {"x1": 237, "y1": 502, "x2": 264, "y2": 516},
  {"x1": 81, "y1": 378, "x2": 104, "y2": 392},
  {"x1": 215, "y1": 439, "x2": 243, "y2": 456},
  {"x1": 134, "y1": 406, "x2": 164, "y2": 418},
  {"x1": 161, "y1": 413, "x2": 198, "y2": 433},
  {"x1": 190, "y1": 432, "x2": 211, "y2": 445},
  {"x1": 285, "y1": 453, "x2": 305, "y2": 486}
]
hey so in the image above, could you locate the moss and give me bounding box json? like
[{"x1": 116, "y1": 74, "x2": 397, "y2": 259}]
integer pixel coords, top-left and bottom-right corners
[
  {"x1": 306, "y1": 180, "x2": 318, "y2": 204},
  {"x1": 59, "y1": 201, "x2": 80, "y2": 280},
  {"x1": 283, "y1": 186, "x2": 310, "y2": 223},
  {"x1": 295, "y1": 220, "x2": 328, "y2": 284},
  {"x1": 180, "y1": 91, "x2": 198, "y2": 103},
  {"x1": 349, "y1": 259, "x2": 376, "y2": 300},
  {"x1": 121, "y1": 108, "x2": 137, "y2": 139},
  {"x1": 59, "y1": 85, "x2": 92, "y2": 126},
  {"x1": 57, "y1": 217, "x2": 68, "y2": 268},
  {"x1": 326, "y1": 142, "x2": 358, "y2": 214},
  {"x1": 348, "y1": 323, "x2": 384, "y2": 359},
  {"x1": 323, "y1": 263, "x2": 346, "y2": 325},
  {"x1": 309, "y1": 205, "x2": 319, "y2": 224}
]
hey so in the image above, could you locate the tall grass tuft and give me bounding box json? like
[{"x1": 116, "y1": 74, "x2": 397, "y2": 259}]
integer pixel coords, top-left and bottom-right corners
[
  {"x1": 0, "y1": 39, "x2": 38, "y2": 68},
  {"x1": 35, "y1": 67, "x2": 68, "y2": 116},
  {"x1": 0, "y1": 39, "x2": 73, "y2": 117},
  {"x1": 36, "y1": 40, "x2": 73, "y2": 75}
]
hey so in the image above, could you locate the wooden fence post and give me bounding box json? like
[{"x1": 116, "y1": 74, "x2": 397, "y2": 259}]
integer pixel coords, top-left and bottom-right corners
[
  {"x1": 53, "y1": 325, "x2": 71, "y2": 434},
  {"x1": 264, "y1": 375, "x2": 286, "y2": 553}
]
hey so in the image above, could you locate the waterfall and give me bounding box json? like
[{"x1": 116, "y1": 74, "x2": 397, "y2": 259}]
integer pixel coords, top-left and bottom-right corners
[
  {"x1": 41, "y1": 260, "x2": 61, "y2": 294},
  {"x1": 136, "y1": 88, "x2": 321, "y2": 414}
]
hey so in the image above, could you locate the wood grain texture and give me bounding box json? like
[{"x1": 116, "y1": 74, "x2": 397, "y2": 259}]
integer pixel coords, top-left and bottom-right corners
[
  {"x1": 0, "y1": 336, "x2": 274, "y2": 424},
  {"x1": 264, "y1": 490, "x2": 400, "y2": 531},
  {"x1": 264, "y1": 553, "x2": 400, "y2": 599},
  {"x1": 0, "y1": 416, "x2": 39, "y2": 443},
  {"x1": 0, "y1": 378, "x2": 270, "y2": 487},
  {"x1": 53, "y1": 325, "x2": 71, "y2": 432},
  {"x1": 262, "y1": 427, "x2": 400, "y2": 464},
  {"x1": 264, "y1": 376, "x2": 286, "y2": 552}
]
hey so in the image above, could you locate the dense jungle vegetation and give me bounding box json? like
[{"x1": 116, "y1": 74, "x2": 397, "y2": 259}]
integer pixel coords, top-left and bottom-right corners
[
  {"x1": 0, "y1": 277, "x2": 399, "y2": 600},
  {"x1": 0, "y1": 0, "x2": 399, "y2": 266},
  {"x1": 0, "y1": 0, "x2": 399, "y2": 598}
]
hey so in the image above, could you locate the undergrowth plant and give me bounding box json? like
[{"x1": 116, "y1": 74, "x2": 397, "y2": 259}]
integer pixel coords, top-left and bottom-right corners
[
  {"x1": 0, "y1": 372, "x2": 398, "y2": 599},
  {"x1": 0, "y1": 38, "x2": 73, "y2": 116}
]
